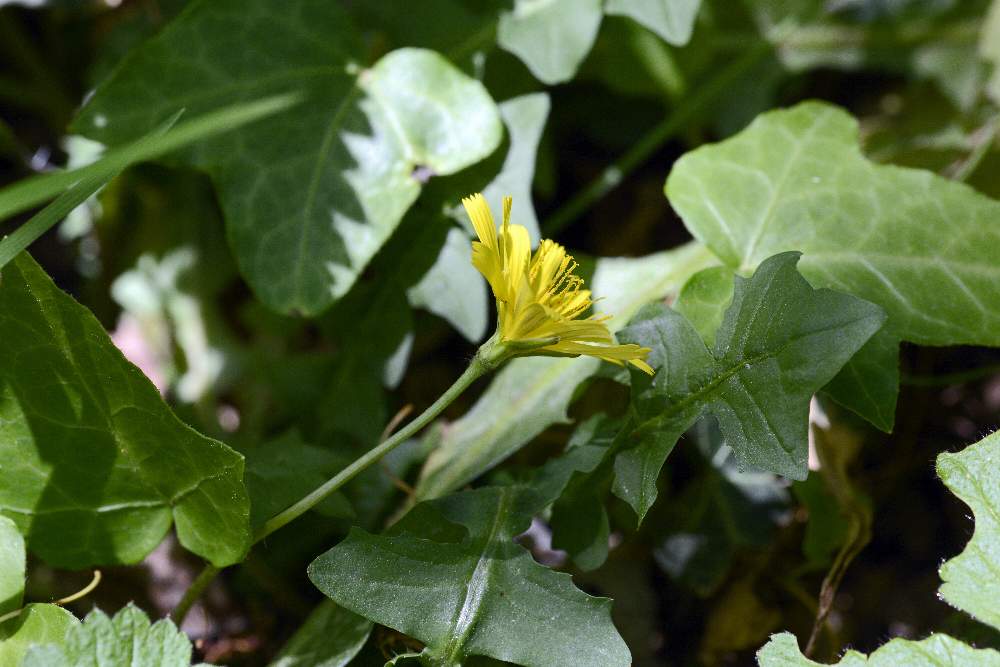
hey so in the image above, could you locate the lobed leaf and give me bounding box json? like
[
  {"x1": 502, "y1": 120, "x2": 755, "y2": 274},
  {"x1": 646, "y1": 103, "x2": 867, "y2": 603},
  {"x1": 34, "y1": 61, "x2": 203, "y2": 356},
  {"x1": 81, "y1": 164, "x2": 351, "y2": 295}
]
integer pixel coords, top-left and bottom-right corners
[
  {"x1": 413, "y1": 241, "x2": 719, "y2": 502},
  {"x1": 666, "y1": 101, "x2": 1000, "y2": 348},
  {"x1": 74, "y1": 0, "x2": 501, "y2": 315},
  {"x1": 616, "y1": 252, "x2": 885, "y2": 518},
  {"x1": 757, "y1": 631, "x2": 1000, "y2": 666},
  {"x1": 0, "y1": 253, "x2": 250, "y2": 568},
  {"x1": 22, "y1": 604, "x2": 198, "y2": 667},
  {"x1": 937, "y1": 431, "x2": 1000, "y2": 632}
]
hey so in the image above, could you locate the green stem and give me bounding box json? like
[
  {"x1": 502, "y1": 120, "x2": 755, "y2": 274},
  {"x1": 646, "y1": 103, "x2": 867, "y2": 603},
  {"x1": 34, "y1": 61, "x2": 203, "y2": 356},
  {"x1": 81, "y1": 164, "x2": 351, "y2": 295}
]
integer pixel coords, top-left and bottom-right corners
[
  {"x1": 172, "y1": 563, "x2": 220, "y2": 625},
  {"x1": 541, "y1": 40, "x2": 771, "y2": 237},
  {"x1": 172, "y1": 337, "x2": 505, "y2": 623}
]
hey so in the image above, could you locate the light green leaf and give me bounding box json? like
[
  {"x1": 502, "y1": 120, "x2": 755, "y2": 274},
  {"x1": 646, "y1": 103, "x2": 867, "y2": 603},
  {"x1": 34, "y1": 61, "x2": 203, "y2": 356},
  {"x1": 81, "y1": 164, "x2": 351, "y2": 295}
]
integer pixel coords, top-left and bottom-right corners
[
  {"x1": 308, "y1": 486, "x2": 630, "y2": 667},
  {"x1": 0, "y1": 517, "x2": 23, "y2": 615},
  {"x1": 981, "y1": 0, "x2": 1000, "y2": 104},
  {"x1": 74, "y1": 0, "x2": 501, "y2": 315},
  {"x1": 605, "y1": 0, "x2": 701, "y2": 45},
  {"x1": 0, "y1": 253, "x2": 250, "y2": 568},
  {"x1": 937, "y1": 431, "x2": 1000, "y2": 632},
  {"x1": 673, "y1": 265, "x2": 735, "y2": 348},
  {"x1": 616, "y1": 253, "x2": 884, "y2": 518},
  {"x1": 408, "y1": 227, "x2": 488, "y2": 343},
  {"x1": 757, "y1": 631, "x2": 1000, "y2": 666},
  {"x1": 482, "y1": 93, "x2": 551, "y2": 244},
  {"x1": 666, "y1": 101, "x2": 1000, "y2": 347},
  {"x1": 0, "y1": 605, "x2": 78, "y2": 667},
  {"x1": 413, "y1": 241, "x2": 718, "y2": 502},
  {"x1": 270, "y1": 600, "x2": 372, "y2": 667},
  {"x1": 498, "y1": 0, "x2": 604, "y2": 84},
  {"x1": 21, "y1": 604, "x2": 196, "y2": 667}
]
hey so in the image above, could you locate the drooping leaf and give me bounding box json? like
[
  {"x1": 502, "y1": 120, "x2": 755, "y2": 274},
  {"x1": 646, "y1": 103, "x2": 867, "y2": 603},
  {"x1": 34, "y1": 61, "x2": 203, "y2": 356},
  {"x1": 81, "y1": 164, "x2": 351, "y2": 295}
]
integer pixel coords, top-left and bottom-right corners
[
  {"x1": 498, "y1": 0, "x2": 604, "y2": 84},
  {"x1": 666, "y1": 101, "x2": 1000, "y2": 348},
  {"x1": 615, "y1": 252, "x2": 884, "y2": 519},
  {"x1": 0, "y1": 517, "x2": 23, "y2": 615},
  {"x1": 407, "y1": 227, "x2": 488, "y2": 343},
  {"x1": 74, "y1": 0, "x2": 502, "y2": 315},
  {"x1": 605, "y1": 0, "x2": 701, "y2": 46},
  {"x1": 269, "y1": 600, "x2": 372, "y2": 667},
  {"x1": 821, "y1": 329, "x2": 899, "y2": 433},
  {"x1": 937, "y1": 431, "x2": 1000, "y2": 632},
  {"x1": 21, "y1": 604, "x2": 197, "y2": 667},
  {"x1": 757, "y1": 631, "x2": 1000, "y2": 666},
  {"x1": 0, "y1": 605, "x2": 79, "y2": 667},
  {"x1": 413, "y1": 241, "x2": 719, "y2": 501},
  {"x1": 0, "y1": 253, "x2": 250, "y2": 568},
  {"x1": 308, "y1": 486, "x2": 630, "y2": 667}
]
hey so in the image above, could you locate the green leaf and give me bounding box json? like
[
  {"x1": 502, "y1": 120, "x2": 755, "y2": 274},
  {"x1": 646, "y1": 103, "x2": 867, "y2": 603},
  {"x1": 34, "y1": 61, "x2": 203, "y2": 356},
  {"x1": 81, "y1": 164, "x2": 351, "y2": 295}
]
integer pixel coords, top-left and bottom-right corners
[
  {"x1": 673, "y1": 265, "x2": 735, "y2": 348},
  {"x1": 408, "y1": 227, "x2": 488, "y2": 343},
  {"x1": 616, "y1": 252, "x2": 884, "y2": 518},
  {"x1": 821, "y1": 329, "x2": 899, "y2": 433},
  {"x1": 0, "y1": 605, "x2": 78, "y2": 667},
  {"x1": 0, "y1": 517, "x2": 23, "y2": 615},
  {"x1": 937, "y1": 431, "x2": 1000, "y2": 632},
  {"x1": 498, "y1": 0, "x2": 604, "y2": 84},
  {"x1": 665, "y1": 100, "x2": 1000, "y2": 347},
  {"x1": 757, "y1": 631, "x2": 1000, "y2": 666},
  {"x1": 0, "y1": 253, "x2": 250, "y2": 568},
  {"x1": 481, "y1": 93, "x2": 551, "y2": 244},
  {"x1": 604, "y1": 0, "x2": 701, "y2": 45},
  {"x1": 270, "y1": 600, "x2": 372, "y2": 667},
  {"x1": 413, "y1": 241, "x2": 719, "y2": 502},
  {"x1": 244, "y1": 432, "x2": 353, "y2": 531},
  {"x1": 74, "y1": 0, "x2": 501, "y2": 315},
  {"x1": 21, "y1": 604, "x2": 197, "y2": 667},
  {"x1": 308, "y1": 486, "x2": 630, "y2": 667},
  {"x1": 981, "y1": 0, "x2": 1000, "y2": 105}
]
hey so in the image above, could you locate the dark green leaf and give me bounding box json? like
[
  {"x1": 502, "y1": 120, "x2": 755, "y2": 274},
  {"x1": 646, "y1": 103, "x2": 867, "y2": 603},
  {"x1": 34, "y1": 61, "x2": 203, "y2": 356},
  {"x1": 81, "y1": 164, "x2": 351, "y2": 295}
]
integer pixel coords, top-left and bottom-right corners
[
  {"x1": 616, "y1": 252, "x2": 885, "y2": 519},
  {"x1": 74, "y1": 0, "x2": 501, "y2": 315},
  {"x1": 308, "y1": 486, "x2": 630, "y2": 667},
  {"x1": 821, "y1": 329, "x2": 899, "y2": 433},
  {"x1": 270, "y1": 600, "x2": 372, "y2": 667},
  {"x1": 0, "y1": 253, "x2": 250, "y2": 568}
]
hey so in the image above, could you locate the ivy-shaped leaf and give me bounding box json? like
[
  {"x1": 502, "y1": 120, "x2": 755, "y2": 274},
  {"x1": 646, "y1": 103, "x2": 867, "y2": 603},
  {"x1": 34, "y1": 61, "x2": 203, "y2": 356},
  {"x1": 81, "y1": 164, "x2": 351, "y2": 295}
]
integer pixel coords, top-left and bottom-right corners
[
  {"x1": 937, "y1": 431, "x2": 1000, "y2": 632},
  {"x1": 74, "y1": 0, "x2": 501, "y2": 316},
  {"x1": 605, "y1": 0, "x2": 701, "y2": 46},
  {"x1": 22, "y1": 604, "x2": 200, "y2": 667},
  {"x1": 498, "y1": 0, "x2": 604, "y2": 84},
  {"x1": 308, "y1": 486, "x2": 630, "y2": 667},
  {"x1": 666, "y1": 101, "x2": 1000, "y2": 348},
  {"x1": 413, "y1": 241, "x2": 718, "y2": 502},
  {"x1": 757, "y1": 632, "x2": 1000, "y2": 666},
  {"x1": 616, "y1": 252, "x2": 884, "y2": 519},
  {"x1": 0, "y1": 253, "x2": 250, "y2": 568}
]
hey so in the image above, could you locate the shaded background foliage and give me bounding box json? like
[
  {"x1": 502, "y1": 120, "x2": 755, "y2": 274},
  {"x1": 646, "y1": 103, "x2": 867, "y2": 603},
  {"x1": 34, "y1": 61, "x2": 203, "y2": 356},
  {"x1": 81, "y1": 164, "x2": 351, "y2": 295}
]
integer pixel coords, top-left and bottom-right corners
[{"x1": 1, "y1": 0, "x2": 1000, "y2": 665}]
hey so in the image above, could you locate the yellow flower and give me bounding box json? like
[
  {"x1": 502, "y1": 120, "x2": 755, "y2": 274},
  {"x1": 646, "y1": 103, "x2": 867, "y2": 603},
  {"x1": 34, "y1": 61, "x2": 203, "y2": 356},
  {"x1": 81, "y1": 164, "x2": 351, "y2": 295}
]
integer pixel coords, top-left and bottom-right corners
[{"x1": 463, "y1": 193, "x2": 654, "y2": 375}]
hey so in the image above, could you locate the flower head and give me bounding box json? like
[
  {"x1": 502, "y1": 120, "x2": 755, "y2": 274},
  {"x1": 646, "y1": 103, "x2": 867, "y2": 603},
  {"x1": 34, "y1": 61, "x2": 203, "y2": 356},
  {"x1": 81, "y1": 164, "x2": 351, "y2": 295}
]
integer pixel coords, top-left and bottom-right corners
[{"x1": 463, "y1": 193, "x2": 653, "y2": 375}]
